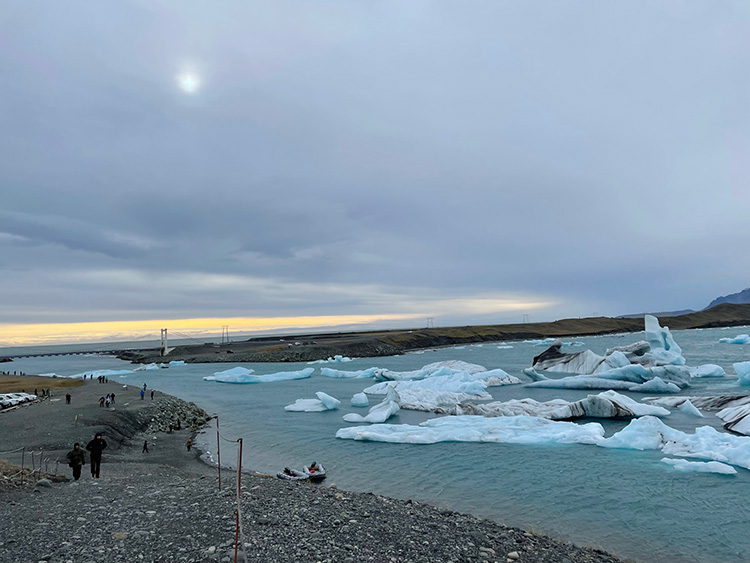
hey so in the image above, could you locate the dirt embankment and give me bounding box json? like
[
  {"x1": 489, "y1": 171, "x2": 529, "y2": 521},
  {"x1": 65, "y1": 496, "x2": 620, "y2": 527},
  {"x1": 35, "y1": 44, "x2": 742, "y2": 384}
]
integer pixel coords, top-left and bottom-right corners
[{"x1": 117, "y1": 303, "x2": 750, "y2": 365}]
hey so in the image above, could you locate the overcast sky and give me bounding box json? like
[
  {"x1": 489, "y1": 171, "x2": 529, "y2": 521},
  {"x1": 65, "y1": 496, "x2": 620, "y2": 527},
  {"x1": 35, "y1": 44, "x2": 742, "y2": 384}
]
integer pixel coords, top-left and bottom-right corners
[{"x1": 1, "y1": 1, "x2": 749, "y2": 345}]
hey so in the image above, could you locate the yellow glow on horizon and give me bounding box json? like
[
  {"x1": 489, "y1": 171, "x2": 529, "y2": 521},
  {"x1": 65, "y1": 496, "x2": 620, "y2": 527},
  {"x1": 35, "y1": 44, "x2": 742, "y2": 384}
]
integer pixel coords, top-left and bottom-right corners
[
  {"x1": 0, "y1": 314, "x2": 421, "y2": 347},
  {"x1": 0, "y1": 297, "x2": 556, "y2": 348}
]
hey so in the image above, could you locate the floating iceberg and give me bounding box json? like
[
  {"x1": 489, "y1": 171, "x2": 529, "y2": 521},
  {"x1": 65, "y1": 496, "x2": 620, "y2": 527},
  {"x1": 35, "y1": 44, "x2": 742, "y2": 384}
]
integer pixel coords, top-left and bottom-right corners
[
  {"x1": 678, "y1": 400, "x2": 703, "y2": 418},
  {"x1": 634, "y1": 377, "x2": 681, "y2": 394},
  {"x1": 133, "y1": 363, "x2": 161, "y2": 371},
  {"x1": 204, "y1": 367, "x2": 313, "y2": 384},
  {"x1": 689, "y1": 364, "x2": 726, "y2": 378},
  {"x1": 601, "y1": 416, "x2": 750, "y2": 470},
  {"x1": 285, "y1": 391, "x2": 340, "y2": 412},
  {"x1": 643, "y1": 314, "x2": 685, "y2": 365},
  {"x1": 364, "y1": 373, "x2": 491, "y2": 398},
  {"x1": 470, "y1": 368, "x2": 521, "y2": 387},
  {"x1": 374, "y1": 360, "x2": 486, "y2": 382},
  {"x1": 336, "y1": 414, "x2": 605, "y2": 445},
  {"x1": 400, "y1": 390, "x2": 669, "y2": 420},
  {"x1": 526, "y1": 376, "x2": 643, "y2": 392},
  {"x1": 735, "y1": 362, "x2": 750, "y2": 385},
  {"x1": 351, "y1": 393, "x2": 369, "y2": 407},
  {"x1": 396, "y1": 388, "x2": 492, "y2": 413},
  {"x1": 719, "y1": 334, "x2": 750, "y2": 344},
  {"x1": 661, "y1": 458, "x2": 736, "y2": 475},
  {"x1": 169, "y1": 360, "x2": 185, "y2": 366},
  {"x1": 343, "y1": 387, "x2": 400, "y2": 423},
  {"x1": 716, "y1": 405, "x2": 750, "y2": 436},
  {"x1": 530, "y1": 316, "x2": 685, "y2": 377},
  {"x1": 320, "y1": 367, "x2": 379, "y2": 379}
]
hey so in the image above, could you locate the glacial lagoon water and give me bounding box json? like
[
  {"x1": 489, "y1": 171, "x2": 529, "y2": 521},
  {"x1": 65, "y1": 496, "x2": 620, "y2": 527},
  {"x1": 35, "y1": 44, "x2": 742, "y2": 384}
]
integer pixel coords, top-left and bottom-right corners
[{"x1": 6, "y1": 326, "x2": 750, "y2": 563}]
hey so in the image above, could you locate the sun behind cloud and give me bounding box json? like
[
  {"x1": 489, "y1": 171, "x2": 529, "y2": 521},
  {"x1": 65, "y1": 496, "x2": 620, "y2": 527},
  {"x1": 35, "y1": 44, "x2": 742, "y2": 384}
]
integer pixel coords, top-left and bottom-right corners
[{"x1": 177, "y1": 72, "x2": 200, "y2": 93}]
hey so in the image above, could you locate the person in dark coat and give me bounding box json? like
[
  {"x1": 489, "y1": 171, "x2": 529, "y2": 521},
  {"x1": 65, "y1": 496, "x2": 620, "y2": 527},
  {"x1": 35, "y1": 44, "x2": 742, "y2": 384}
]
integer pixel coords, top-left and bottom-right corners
[
  {"x1": 65, "y1": 443, "x2": 86, "y2": 481},
  {"x1": 86, "y1": 432, "x2": 107, "y2": 478}
]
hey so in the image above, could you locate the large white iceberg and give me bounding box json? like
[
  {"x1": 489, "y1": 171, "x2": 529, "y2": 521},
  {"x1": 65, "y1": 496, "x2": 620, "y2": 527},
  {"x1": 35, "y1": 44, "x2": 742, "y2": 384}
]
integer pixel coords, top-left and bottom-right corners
[
  {"x1": 374, "y1": 360, "x2": 486, "y2": 382},
  {"x1": 364, "y1": 373, "x2": 491, "y2": 398},
  {"x1": 336, "y1": 415, "x2": 605, "y2": 445},
  {"x1": 601, "y1": 416, "x2": 750, "y2": 470},
  {"x1": 285, "y1": 391, "x2": 341, "y2": 412},
  {"x1": 530, "y1": 316, "x2": 686, "y2": 377},
  {"x1": 399, "y1": 390, "x2": 669, "y2": 420},
  {"x1": 342, "y1": 387, "x2": 400, "y2": 423},
  {"x1": 204, "y1": 367, "x2": 313, "y2": 383}
]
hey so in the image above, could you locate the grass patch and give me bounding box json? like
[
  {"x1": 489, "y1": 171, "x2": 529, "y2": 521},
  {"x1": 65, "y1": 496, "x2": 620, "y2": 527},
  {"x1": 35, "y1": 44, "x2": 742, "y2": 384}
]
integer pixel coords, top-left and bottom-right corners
[{"x1": 0, "y1": 376, "x2": 83, "y2": 393}]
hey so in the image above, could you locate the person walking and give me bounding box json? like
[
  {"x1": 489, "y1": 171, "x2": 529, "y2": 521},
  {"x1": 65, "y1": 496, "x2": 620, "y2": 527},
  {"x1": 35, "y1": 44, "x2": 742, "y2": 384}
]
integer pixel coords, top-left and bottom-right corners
[
  {"x1": 140, "y1": 388, "x2": 145, "y2": 400},
  {"x1": 86, "y1": 432, "x2": 107, "y2": 478},
  {"x1": 142, "y1": 440, "x2": 149, "y2": 453},
  {"x1": 65, "y1": 443, "x2": 86, "y2": 481},
  {"x1": 99, "y1": 396, "x2": 105, "y2": 407},
  {"x1": 110, "y1": 392, "x2": 115, "y2": 405},
  {"x1": 185, "y1": 438, "x2": 192, "y2": 452},
  {"x1": 65, "y1": 393, "x2": 71, "y2": 404},
  {"x1": 150, "y1": 389, "x2": 154, "y2": 400}
]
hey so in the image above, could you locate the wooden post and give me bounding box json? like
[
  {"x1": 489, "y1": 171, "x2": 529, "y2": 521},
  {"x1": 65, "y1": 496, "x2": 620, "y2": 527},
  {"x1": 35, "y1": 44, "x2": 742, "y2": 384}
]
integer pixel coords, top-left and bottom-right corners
[{"x1": 216, "y1": 415, "x2": 221, "y2": 491}]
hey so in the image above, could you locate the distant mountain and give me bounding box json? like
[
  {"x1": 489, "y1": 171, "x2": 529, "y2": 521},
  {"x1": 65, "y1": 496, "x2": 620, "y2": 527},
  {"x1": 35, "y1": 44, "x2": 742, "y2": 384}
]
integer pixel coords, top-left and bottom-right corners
[
  {"x1": 706, "y1": 288, "x2": 750, "y2": 309},
  {"x1": 617, "y1": 309, "x2": 695, "y2": 319}
]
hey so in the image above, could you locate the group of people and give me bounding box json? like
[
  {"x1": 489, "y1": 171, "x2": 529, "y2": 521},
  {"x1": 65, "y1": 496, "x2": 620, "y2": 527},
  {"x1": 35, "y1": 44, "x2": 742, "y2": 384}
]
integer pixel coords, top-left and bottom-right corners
[
  {"x1": 98, "y1": 393, "x2": 115, "y2": 407},
  {"x1": 65, "y1": 432, "x2": 107, "y2": 480}
]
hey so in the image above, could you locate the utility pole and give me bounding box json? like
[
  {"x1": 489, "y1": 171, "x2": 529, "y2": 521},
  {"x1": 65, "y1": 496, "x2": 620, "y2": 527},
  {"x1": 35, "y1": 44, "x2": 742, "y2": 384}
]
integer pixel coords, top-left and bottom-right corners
[
  {"x1": 426, "y1": 317, "x2": 434, "y2": 329},
  {"x1": 221, "y1": 325, "x2": 229, "y2": 345},
  {"x1": 522, "y1": 314, "x2": 530, "y2": 324}
]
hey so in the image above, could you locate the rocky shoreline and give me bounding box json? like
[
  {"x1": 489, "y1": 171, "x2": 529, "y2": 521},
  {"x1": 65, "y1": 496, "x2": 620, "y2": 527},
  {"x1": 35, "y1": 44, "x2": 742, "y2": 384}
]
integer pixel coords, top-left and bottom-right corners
[{"x1": 0, "y1": 378, "x2": 628, "y2": 563}]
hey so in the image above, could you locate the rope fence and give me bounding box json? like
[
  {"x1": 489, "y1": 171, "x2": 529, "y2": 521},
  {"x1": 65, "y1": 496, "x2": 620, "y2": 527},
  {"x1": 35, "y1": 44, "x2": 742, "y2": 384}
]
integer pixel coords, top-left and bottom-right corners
[
  {"x1": 0, "y1": 446, "x2": 62, "y2": 486},
  {"x1": 211, "y1": 416, "x2": 248, "y2": 563}
]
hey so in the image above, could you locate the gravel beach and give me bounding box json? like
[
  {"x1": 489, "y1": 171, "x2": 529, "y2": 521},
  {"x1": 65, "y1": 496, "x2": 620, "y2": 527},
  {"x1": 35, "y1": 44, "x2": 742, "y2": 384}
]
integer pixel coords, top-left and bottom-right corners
[{"x1": 0, "y1": 377, "x2": 626, "y2": 563}]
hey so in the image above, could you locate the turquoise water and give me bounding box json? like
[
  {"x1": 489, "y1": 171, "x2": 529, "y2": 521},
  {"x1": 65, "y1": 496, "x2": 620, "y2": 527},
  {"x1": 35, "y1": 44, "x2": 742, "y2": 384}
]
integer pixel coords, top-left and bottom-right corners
[{"x1": 8, "y1": 326, "x2": 750, "y2": 563}]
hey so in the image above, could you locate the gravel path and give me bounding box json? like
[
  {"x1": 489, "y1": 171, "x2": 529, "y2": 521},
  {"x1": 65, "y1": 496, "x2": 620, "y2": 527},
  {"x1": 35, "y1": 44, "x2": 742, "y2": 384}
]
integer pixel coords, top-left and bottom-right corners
[{"x1": 0, "y1": 377, "x2": 628, "y2": 563}]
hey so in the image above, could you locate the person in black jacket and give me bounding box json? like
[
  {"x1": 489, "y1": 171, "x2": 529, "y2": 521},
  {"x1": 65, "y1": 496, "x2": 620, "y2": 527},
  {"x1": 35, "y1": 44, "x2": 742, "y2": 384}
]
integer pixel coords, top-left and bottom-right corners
[
  {"x1": 85, "y1": 432, "x2": 107, "y2": 478},
  {"x1": 65, "y1": 443, "x2": 86, "y2": 481}
]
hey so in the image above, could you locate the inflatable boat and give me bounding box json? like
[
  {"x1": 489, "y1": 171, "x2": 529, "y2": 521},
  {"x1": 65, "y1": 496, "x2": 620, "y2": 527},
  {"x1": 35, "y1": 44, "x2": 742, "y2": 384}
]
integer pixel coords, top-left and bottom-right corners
[
  {"x1": 276, "y1": 467, "x2": 309, "y2": 481},
  {"x1": 303, "y1": 463, "x2": 326, "y2": 481}
]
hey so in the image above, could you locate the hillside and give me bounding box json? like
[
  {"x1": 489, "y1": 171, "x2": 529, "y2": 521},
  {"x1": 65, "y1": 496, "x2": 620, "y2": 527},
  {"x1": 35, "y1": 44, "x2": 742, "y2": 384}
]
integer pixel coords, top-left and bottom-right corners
[
  {"x1": 118, "y1": 302, "x2": 750, "y2": 364},
  {"x1": 706, "y1": 287, "x2": 750, "y2": 309}
]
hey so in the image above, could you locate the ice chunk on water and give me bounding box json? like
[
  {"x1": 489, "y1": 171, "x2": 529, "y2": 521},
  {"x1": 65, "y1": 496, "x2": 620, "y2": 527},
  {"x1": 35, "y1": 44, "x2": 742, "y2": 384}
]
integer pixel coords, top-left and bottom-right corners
[
  {"x1": 364, "y1": 373, "x2": 491, "y2": 398},
  {"x1": 734, "y1": 362, "x2": 750, "y2": 385},
  {"x1": 336, "y1": 414, "x2": 605, "y2": 445},
  {"x1": 351, "y1": 393, "x2": 369, "y2": 407},
  {"x1": 320, "y1": 367, "x2": 379, "y2": 379},
  {"x1": 204, "y1": 367, "x2": 313, "y2": 383},
  {"x1": 526, "y1": 376, "x2": 639, "y2": 391},
  {"x1": 678, "y1": 400, "x2": 703, "y2": 418},
  {"x1": 661, "y1": 458, "x2": 736, "y2": 475},
  {"x1": 689, "y1": 364, "x2": 726, "y2": 378},
  {"x1": 343, "y1": 387, "x2": 400, "y2": 423},
  {"x1": 285, "y1": 391, "x2": 340, "y2": 412},
  {"x1": 632, "y1": 377, "x2": 681, "y2": 394},
  {"x1": 602, "y1": 416, "x2": 750, "y2": 470},
  {"x1": 643, "y1": 315, "x2": 685, "y2": 365},
  {"x1": 719, "y1": 334, "x2": 750, "y2": 344},
  {"x1": 212, "y1": 367, "x2": 254, "y2": 377}
]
